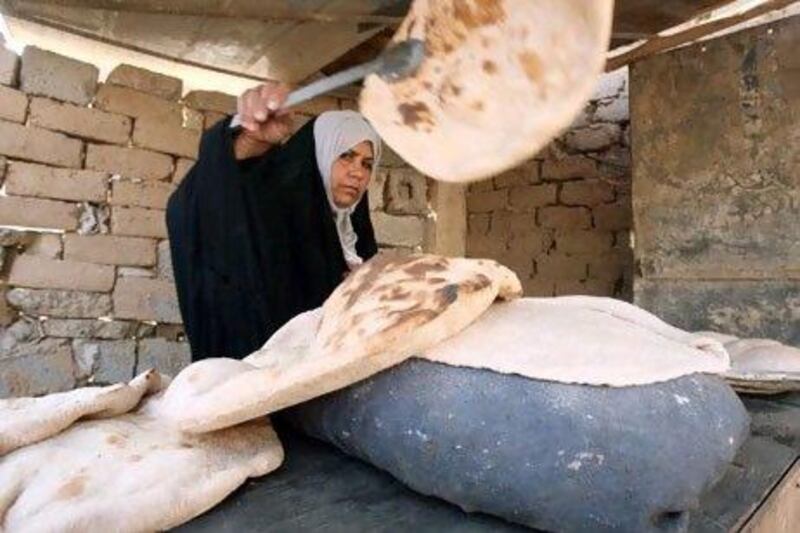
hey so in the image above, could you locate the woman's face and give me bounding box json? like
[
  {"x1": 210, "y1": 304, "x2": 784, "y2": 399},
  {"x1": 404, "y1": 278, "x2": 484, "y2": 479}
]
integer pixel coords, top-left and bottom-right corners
[{"x1": 330, "y1": 141, "x2": 374, "y2": 208}]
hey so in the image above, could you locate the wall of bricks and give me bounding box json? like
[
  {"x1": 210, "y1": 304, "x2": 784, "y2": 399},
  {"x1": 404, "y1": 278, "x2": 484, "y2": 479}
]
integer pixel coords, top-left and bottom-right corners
[
  {"x1": 465, "y1": 68, "x2": 633, "y2": 299},
  {"x1": 0, "y1": 46, "x2": 433, "y2": 398}
]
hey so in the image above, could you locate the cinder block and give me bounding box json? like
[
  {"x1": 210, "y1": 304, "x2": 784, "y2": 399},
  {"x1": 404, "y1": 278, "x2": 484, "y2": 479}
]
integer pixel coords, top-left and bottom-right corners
[
  {"x1": 64, "y1": 234, "x2": 157, "y2": 266},
  {"x1": 183, "y1": 90, "x2": 237, "y2": 114},
  {"x1": 560, "y1": 180, "x2": 615, "y2": 206},
  {"x1": 466, "y1": 189, "x2": 507, "y2": 213},
  {"x1": 106, "y1": 64, "x2": 182, "y2": 101},
  {"x1": 539, "y1": 206, "x2": 592, "y2": 229},
  {"x1": 0, "y1": 196, "x2": 79, "y2": 230},
  {"x1": 0, "y1": 119, "x2": 82, "y2": 167},
  {"x1": 20, "y1": 46, "x2": 98, "y2": 105},
  {"x1": 29, "y1": 97, "x2": 131, "y2": 144},
  {"x1": 113, "y1": 277, "x2": 181, "y2": 323},
  {"x1": 5, "y1": 287, "x2": 112, "y2": 318},
  {"x1": 508, "y1": 184, "x2": 557, "y2": 212},
  {"x1": 5, "y1": 161, "x2": 107, "y2": 203},
  {"x1": 93, "y1": 84, "x2": 182, "y2": 123},
  {"x1": 111, "y1": 206, "x2": 167, "y2": 239},
  {"x1": 0, "y1": 338, "x2": 75, "y2": 398},
  {"x1": 0, "y1": 85, "x2": 27, "y2": 122},
  {"x1": 8, "y1": 254, "x2": 115, "y2": 292},
  {"x1": 110, "y1": 179, "x2": 175, "y2": 210},
  {"x1": 132, "y1": 116, "x2": 200, "y2": 158},
  {"x1": 86, "y1": 143, "x2": 172, "y2": 181}
]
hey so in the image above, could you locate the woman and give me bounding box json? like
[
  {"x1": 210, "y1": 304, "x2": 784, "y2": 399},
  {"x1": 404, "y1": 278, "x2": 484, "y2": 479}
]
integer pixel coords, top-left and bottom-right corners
[{"x1": 166, "y1": 82, "x2": 382, "y2": 361}]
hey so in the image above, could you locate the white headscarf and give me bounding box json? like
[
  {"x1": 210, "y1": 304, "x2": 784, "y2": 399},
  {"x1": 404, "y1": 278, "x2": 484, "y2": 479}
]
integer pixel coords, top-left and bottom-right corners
[{"x1": 314, "y1": 111, "x2": 382, "y2": 268}]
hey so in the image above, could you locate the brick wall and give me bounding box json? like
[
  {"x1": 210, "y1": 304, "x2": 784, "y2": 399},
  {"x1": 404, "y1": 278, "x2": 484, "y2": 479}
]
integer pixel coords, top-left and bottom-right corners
[
  {"x1": 631, "y1": 17, "x2": 800, "y2": 346},
  {"x1": 0, "y1": 46, "x2": 433, "y2": 398},
  {"x1": 465, "y1": 68, "x2": 633, "y2": 299}
]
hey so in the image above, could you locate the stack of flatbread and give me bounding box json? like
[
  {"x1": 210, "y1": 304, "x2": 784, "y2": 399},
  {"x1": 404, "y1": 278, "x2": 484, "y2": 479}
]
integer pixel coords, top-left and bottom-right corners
[
  {"x1": 3, "y1": 249, "x2": 797, "y2": 529},
  {"x1": 0, "y1": 372, "x2": 283, "y2": 532},
  {"x1": 0, "y1": 254, "x2": 521, "y2": 531}
]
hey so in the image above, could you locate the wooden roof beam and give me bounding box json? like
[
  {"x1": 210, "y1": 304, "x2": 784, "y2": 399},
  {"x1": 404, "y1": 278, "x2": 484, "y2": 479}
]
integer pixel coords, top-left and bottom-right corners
[
  {"x1": 606, "y1": 0, "x2": 799, "y2": 71},
  {"x1": 2, "y1": 0, "x2": 408, "y2": 24}
]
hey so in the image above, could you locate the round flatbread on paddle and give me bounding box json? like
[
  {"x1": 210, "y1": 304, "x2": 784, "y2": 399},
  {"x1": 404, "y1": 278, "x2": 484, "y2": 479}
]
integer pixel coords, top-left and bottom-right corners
[{"x1": 360, "y1": 0, "x2": 614, "y2": 182}]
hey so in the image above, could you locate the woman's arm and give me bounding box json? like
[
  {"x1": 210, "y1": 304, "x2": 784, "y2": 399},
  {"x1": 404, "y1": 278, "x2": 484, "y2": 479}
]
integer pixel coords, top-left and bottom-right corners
[{"x1": 232, "y1": 82, "x2": 294, "y2": 160}]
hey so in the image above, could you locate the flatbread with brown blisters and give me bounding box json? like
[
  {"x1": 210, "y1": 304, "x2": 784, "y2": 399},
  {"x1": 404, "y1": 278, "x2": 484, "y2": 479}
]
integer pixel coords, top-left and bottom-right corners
[
  {"x1": 0, "y1": 370, "x2": 163, "y2": 456},
  {"x1": 0, "y1": 399, "x2": 282, "y2": 532},
  {"x1": 154, "y1": 254, "x2": 521, "y2": 433},
  {"x1": 316, "y1": 253, "x2": 521, "y2": 358},
  {"x1": 360, "y1": 0, "x2": 614, "y2": 182},
  {"x1": 698, "y1": 332, "x2": 800, "y2": 395}
]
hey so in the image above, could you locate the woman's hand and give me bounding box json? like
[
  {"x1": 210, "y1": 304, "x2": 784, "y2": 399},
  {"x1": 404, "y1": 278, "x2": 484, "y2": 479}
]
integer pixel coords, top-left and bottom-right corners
[{"x1": 233, "y1": 82, "x2": 294, "y2": 160}]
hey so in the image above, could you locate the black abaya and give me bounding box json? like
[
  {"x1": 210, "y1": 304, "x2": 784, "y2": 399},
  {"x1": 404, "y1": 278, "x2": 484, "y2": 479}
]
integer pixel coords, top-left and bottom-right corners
[{"x1": 166, "y1": 117, "x2": 378, "y2": 361}]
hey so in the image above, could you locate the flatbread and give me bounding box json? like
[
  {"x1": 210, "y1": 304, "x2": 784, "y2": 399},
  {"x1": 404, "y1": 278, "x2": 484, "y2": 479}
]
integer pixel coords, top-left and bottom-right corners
[
  {"x1": 154, "y1": 254, "x2": 521, "y2": 433},
  {"x1": 253, "y1": 295, "x2": 731, "y2": 388},
  {"x1": 360, "y1": 0, "x2": 614, "y2": 182},
  {"x1": 0, "y1": 370, "x2": 162, "y2": 456},
  {"x1": 315, "y1": 254, "x2": 520, "y2": 358},
  {"x1": 699, "y1": 332, "x2": 800, "y2": 394},
  {"x1": 424, "y1": 296, "x2": 731, "y2": 386},
  {"x1": 0, "y1": 398, "x2": 283, "y2": 532}
]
